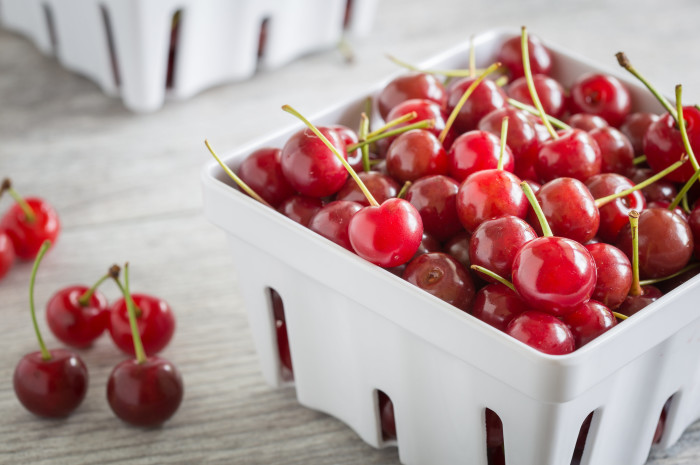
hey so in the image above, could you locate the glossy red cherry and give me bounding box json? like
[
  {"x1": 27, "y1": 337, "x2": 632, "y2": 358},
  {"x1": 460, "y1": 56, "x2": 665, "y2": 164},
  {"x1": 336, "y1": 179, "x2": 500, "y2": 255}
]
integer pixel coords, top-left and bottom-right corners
[
  {"x1": 335, "y1": 171, "x2": 399, "y2": 207},
  {"x1": 0, "y1": 229, "x2": 15, "y2": 279},
  {"x1": 535, "y1": 128, "x2": 602, "y2": 183},
  {"x1": 237, "y1": 147, "x2": 295, "y2": 208},
  {"x1": 348, "y1": 198, "x2": 423, "y2": 268},
  {"x1": 385, "y1": 129, "x2": 448, "y2": 183},
  {"x1": 567, "y1": 113, "x2": 608, "y2": 131},
  {"x1": 690, "y1": 202, "x2": 700, "y2": 259},
  {"x1": 280, "y1": 127, "x2": 348, "y2": 198},
  {"x1": 507, "y1": 74, "x2": 566, "y2": 118},
  {"x1": 456, "y1": 170, "x2": 527, "y2": 233},
  {"x1": 568, "y1": 73, "x2": 631, "y2": 127},
  {"x1": 308, "y1": 200, "x2": 363, "y2": 251},
  {"x1": 620, "y1": 112, "x2": 660, "y2": 156},
  {"x1": 469, "y1": 215, "x2": 536, "y2": 282},
  {"x1": 629, "y1": 167, "x2": 677, "y2": 204},
  {"x1": 402, "y1": 252, "x2": 475, "y2": 311},
  {"x1": 471, "y1": 283, "x2": 530, "y2": 332},
  {"x1": 585, "y1": 173, "x2": 645, "y2": 243},
  {"x1": 46, "y1": 285, "x2": 110, "y2": 348},
  {"x1": 109, "y1": 293, "x2": 176, "y2": 356},
  {"x1": 1, "y1": 197, "x2": 60, "y2": 261},
  {"x1": 443, "y1": 231, "x2": 472, "y2": 269},
  {"x1": 277, "y1": 195, "x2": 323, "y2": 227},
  {"x1": 643, "y1": 106, "x2": 700, "y2": 183},
  {"x1": 506, "y1": 310, "x2": 576, "y2": 355},
  {"x1": 589, "y1": 126, "x2": 635, "y2": 176},
  {"x1": 562, "y1": 300, "x2": 617, "y2": 348},
  {"x1": 584, "y1": 243, "x2": 632, "y2": 310},
  {"x1": 496, "y1": 33, "x2": 552, "y2": 80},
  {"x1": 405, "y1": 175, "x2": 462, "y2": 242},
  {"x1": 479, "y1": 107, "x2": 540, "y2": 177},
  {"x1": 448, "y1": 130, "x2": 514, "y2": 182},
  {"x1": 618, "y1": 285, "x2": 663, "y2": 317},
  {"x1": 384, "y1": 98, "x2": 452, "y2": 149},
  {"x1": 446, "y1": 78, "x2": 507, "y2": 134},
  {"x1": 377, "y1": 72, "x2": 447, "y2": 120}
]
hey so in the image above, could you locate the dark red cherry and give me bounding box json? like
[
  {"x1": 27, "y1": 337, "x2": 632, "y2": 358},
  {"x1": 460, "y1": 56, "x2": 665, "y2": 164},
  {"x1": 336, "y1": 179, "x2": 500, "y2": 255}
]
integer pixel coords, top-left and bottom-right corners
[
  {"x1": 469, "y1": 216, "x2": 536, "y2": 282},
  {"x1": 109, "y1": 294, "x2": 176, "y2": 356},
  {"x1": 485, "y1": 408, "x2": 504, "y2": 448},
  {"x1": 107, "y1": 356, "x2": 184, "y2": 427},
  {"x1": 618, "y1": 285, "x2": 663, "y2": 317},
  {"x1": 615, "y1": 208, "x2": 694, "y2": 279},
  {"x1": 479, "y1": 107, "x2": 541, "y2": 177},
  {"x1": 585, "y1": 173, "x2": 645, "y2": 243},
  {"x1": 277, "y1": 195, "x2": 323, "y2": 227},
  {"x1": 335, "y1": 171, "x2": 399, "y2": 206},
  {"x1": 405, "y1": 175, "x2": 462, "y2": 242},
  {"x1": 589, "y1": 126, "x2": 635, "y2": 176},
  {"x1": 46, "y1": 286, "x2": 110, "y2": 348},
  {"x1": 377, "y1": 72, "x2": 447, "y2": 120},
  {"x1": 448, "y1": 130, "x2": 514, "y2": 182},
  {"x1": 14, "y1": 348, "x2": 88, "y2": 418},
  {"x1": 568, "y1": 73, "x2": 631, "y2": 127},
  {"x1": 308, "y1": 200, "x2": 363, "y2": 251},
  {"x1": 446, "y1": 78, "x2": 507, "y2": 134},
  {"x1": 620, "y1": 112, "x2": 660, "y2": 156},
  {"x1": 506, "y1": 310, "x2": 576, "y2": 355},
  {"x1": 1, "y1": 197, "x2": 60, "y2": 260},
  {"x1": 507, "y1": 74, "x2": 566, "y2": 118},
  {"x1": 280, "y1": 127, "x2": 348, "y2": 198},
  {"x1": 402, "y1": 252, "x2": 475, "y2": 311},
  {"x1": 443, "y1": 231, "x2": 472, "y2": 269},
  {"x1": 276, "y1": 319, "x2": 293, "y2": 380},
  {"x1": 562, "y1": 300, "x2": 617, "y2": 348},
  {"x1": 384, "y1": 98, "x2": 452, "y2": 148},
  {"x1": 643, "y1": 106, "x2": 700, "y2": 183},
  {"x1": 0, "y1": 229, "x2": 15, "y2": 279},
  {"x1": 535, "y1": 129, "x2": 602, "y2": 183},
  {"x1": 512, "y1": 236, "x2": 597, "y2": 317},
  {"x1": 584, "y1": 243, "x2": 632, "y2": 310},
  {"x1": 647, "y1": 200, "x2": 688, "y2": 221},
  {"x1": 471, "y1": 283, "x2": 530, "y2": 332},
  {"x1": 385, "y1": 129, "x2": 448, "y2": 183},
  {"x1": 629, "y1": 167, "x2": 677, "y2": 204},
  {"x1": 496, "y1": 34, "x2": 552, "y2": 80},
  {"x1": 237, "y1": 147, "x2": 295, "y2": 207},
  {"x1": 689, "y1": 202, "x2": 700, "y2": 259},
  {"x1": 567, "y1": 113, "x2": 608, "y2": 131},
  {"x1": 378, "y1": 391, "x2": 397, "y2": 440}
]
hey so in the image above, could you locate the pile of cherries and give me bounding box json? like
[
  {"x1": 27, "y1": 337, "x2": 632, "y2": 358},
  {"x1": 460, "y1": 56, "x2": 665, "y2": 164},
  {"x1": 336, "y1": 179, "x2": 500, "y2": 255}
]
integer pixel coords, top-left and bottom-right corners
[{"x1": 4, "y1": 184, "x2": 182, "y2": 427}]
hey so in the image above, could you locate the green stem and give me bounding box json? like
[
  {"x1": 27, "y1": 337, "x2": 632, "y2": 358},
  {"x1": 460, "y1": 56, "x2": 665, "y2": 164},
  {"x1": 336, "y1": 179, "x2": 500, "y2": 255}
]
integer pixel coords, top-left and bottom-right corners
[
  {"x1": 359, "y1": 113, "x2": 371, "y2": 172},
  {"x1": 439, "y1": 61, "x2": 502, "y2": 144},
  {"x1": 629, "y1": 211, "x2": 642, "y2": 296},
  {"x1": 506, "y1": 98, "x2": 570, "y2": 130},
  {"x1": 78, "y1": 265, "x2": 120, "y2": 307},
  {"x1": 397, "y1": 181, "x2": 411, "y2": 199},
  {"x1": 123, "y1": 263, "x2": 147, "y2": 364},
  {"x1": 204, "y1": 140, "x2": 272, "y2": 208},
  {"x1": 669, "y1": 168, "x2": 700, "y2": 211},
  {"x1": 521, "y1": 26, "x2": 557, "y2": 140},
  {"x1": 470, "y1": 265, "x2": 515, "y2": 291},
  {"x1": 30, "y1": 240, "x2": 52, "y2": 361},
  {"x1": 594, "y1": 157, "x2": 686, "y2": 208},
  {"x1": 633, "y1": 155, "x2": 647, "y2": 165},
  {"x1": 639, "y1": 263, "x2": 700, "y2": 287},
  {"x1": 283, "y1": 105, "x2": 379, "y2": 207},
  {"x1": 613, "y1": 312, "x2": 629, "y2": 321},
  {"x1": 1, "y1": 179, "x2": 36, "y2": 223},
  {"x1": 675, "y1": 85, "x2": 700, "y2": 172},
  {"x1": 615, "y1": 52, "x2": 678, "y2": 123},
  {"x1": 682, "y1": 192, "x2": 691, "y2": 214},
  {"x1": 347, "y1": 119, "x2": 433, "y2": 152},
  {"x1": 365, "y1": 112, "x2": 416, "y2": 139},
  {"x1": 385, "y1": 54, "x2": 482, "y2": 78},
  {"x1": 497, "y1": 116, "x2": 509, "y2": 171},
  {"x1": 521, "y1": 181, "x2": 552, "y2": 237}
]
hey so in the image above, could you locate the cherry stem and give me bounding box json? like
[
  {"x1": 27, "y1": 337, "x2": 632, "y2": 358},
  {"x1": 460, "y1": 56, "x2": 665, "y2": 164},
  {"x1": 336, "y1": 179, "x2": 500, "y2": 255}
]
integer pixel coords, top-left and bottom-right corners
[
  {"x1": 628, "y1": 210, "x2": 642, "y2": 297},
  {"x1": 366, "y1": 112, "x2": 416, "y2": 139},
  {"x1": 1, "y1": 178, "x2": 36, "y2": 223},
  {"x1": 204, "y1": 140, "x2": 272, "y2": 208},
  {"x1": 633, "y1": 155, "x2": 647, "y2": 165},
  {"x1": 470, "y1": 265, "x2": 515, "y2": 291},
  {"x1": 669, "y1": 167, "x2": 700, "y2": 211},
  {"x1": 639, "y1": 262, "x2": 700, "y2": 286},
  {"x1": 494, "y1": 76, "x2": 509, "y2": 87},
  {"x1": 682, "y1": 193, "x2": 691, "y2": 214},
  {"x1": 439, "y1": 61, "x2": 502, "y2": 144},
  {"x1": 594, "y1": 157, "x2": 686, "y2": 208},
  {"x1": 521, "y1": 181, "x2": 553, "y2": 237},
  {"x1": 347, "y1": 118, "x2": 434, "y2": 152},
  {"x1": 469, "y1": 35, "x2": 476, "y2": 78},
  {"x1": 613, "y1": 312, "x2": 629, "y2": 321},
  {"x1": 359, "y1": 112, "x2": 371, "y2": 172},
  {"x1": 397, "y1": 181, "x2": 411, "y2": 199},
  {"x1": 615, "y1": 52, "x2": 678, "y2": 123},
  {"x1": 385, "y1": 54, "x2": 483, "y2": 78},
  {"x1": 122, "y1": 263, "x2": 147, "y2": 364},
  {"x1": 29, "y1": 240, "x2": 52, "y2": 361},
  {"x1": 506, "y1": 98, "x2": 570, "y2": 130},
  {"x1": 521, "y1": 26, "x2": 557, "y2": 140},
  {"x1": 78, "y1": 265, "x2": 120, "y2": 307},
  {"x1": 497, "y1": 116, "x2": 509, "y2": 171},
  {"x1": 282, "y1": 105, "x2": 379, "y2": 207},
  {"x1": 675, "y1": 84, "x2": 700, "y2": 172}
]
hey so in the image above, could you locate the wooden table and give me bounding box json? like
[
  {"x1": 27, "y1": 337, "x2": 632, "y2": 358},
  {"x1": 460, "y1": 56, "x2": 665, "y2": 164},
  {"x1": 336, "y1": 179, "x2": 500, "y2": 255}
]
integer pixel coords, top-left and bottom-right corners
[{"x1": 1, "y1": 0, "x2": 699, "y2": 463}]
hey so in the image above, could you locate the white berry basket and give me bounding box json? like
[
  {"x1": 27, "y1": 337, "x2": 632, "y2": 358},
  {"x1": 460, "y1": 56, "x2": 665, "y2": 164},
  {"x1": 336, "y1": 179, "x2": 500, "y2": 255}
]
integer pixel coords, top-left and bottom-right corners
[
  {"x1": 0, "y1": 0, "x2": 377, "y2": 112},
  {"x1": 201, "y1": 28, "x2": 700, "y2": 465}
]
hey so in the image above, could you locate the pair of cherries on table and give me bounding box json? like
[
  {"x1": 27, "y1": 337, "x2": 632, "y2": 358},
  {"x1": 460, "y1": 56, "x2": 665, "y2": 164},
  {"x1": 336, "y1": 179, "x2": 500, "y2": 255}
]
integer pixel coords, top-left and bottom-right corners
[{"x1": 13, "y1": 240, "x2": 182, "y2": 427}]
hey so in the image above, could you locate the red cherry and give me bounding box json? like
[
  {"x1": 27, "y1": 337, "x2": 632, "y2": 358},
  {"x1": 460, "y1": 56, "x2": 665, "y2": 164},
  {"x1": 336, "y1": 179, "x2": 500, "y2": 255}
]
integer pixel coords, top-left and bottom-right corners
[
  {"x1": 385, "y1": 129, "x2": 449, "y2": 183},
  {"x1": 0, "y1": 229, "x2": 15, "y2": 279},
  {"x1": 1, "y1": 197, "x2": 60, "y2": 260},
  {"x1": 448, "y1": 130, "x2": 514, "y2": 182},
  {"x1": 568, "y1": 73, "x2": 631, "y2": 127},
  {"x1": 507, "y1": 74, "x2": 566, "y2": 118},
  {"x1": 405, "y1": 175, "x2": 462, "y2": 242},
  {"x1": 107, "y1": 356, "x2": 184, "y2": 427},
  {"x1": 378, "y1": 391, "x2": 397, "y2": 440},
  {"x1": 618, "y1": 285, "x2": 663, "y2": 317},
  {"x1": 348, "y1": 198, "x2": 423, "y2": 268},
  {"x1": 46, "y1": 285, "x2": 110, "y2": 348},
  {"x1": 469, "y1": 215, "x2": 536, "y2": 282},
  {"x1": 446, "y1": 78, "x2": 507, "y2": 134},
  {"x1": 689, "y1": 202, "x2": 700, "y2": 259},
  {"x1": 584, "y1": 243, "x2": 632, "y2": 310},
  {"x1": 280, "y1": 127, "x2": 348, "y2": 197},
  {"x1": 377, "y1": 72, "x2": 447, "y2": 120},
  {"x1": 109, "y1": 293, "x2": 176, "y2": 356},
  {"x1": 308, "y1": 200, "x2": 363, "y2": 251},
  {"x1": 562, "y1": 300, "x2": 617, "y2": 348},
  {"x1": 589, "y1": 126, "x2": 635, "y2": 176},
  {"x1": 471, "y1": 283, "x2": 530, "y2": 332},
  {"x1": 479, "y1": 107, "x2": 541, "y2": 177},
  {"x1": 277, "y1": 195, "x2": 323, "y2": 227},
  {"x1": 506, "y1": 310, "x2": 576, "y2": 355},
  {"x1": 643, "y1": 106, "x2": 700, "y2": 183},
  {"x1": 620, "y1": 112, "x2": 660, "y2": 156},
  {"x1": 496, "y1": 34, "x2": 552, "y2": 80},
  {"x1": 335, "y1": 171, "x2": 399, "y2": 207},
  {"x1": 384, "y1": 98, "x2": 452, "y2": 148},
  {"x1": 567, "y1": 113, "x2": 608, "y2": 131},
  {"x1": 14, "y1": 348, "x2": 88, "y2": 418},
  {"x1": 535, "y1": 129, "x2": 602, "y2": 183},
  {"x1": 585, "y1": 173, "x2": 645, "y2": 243},
  {"x1": 402, "y1": 252, "x2": 475, "y2": 312},
  {"x1": 443, "y1": 231, "x2": 472, "y2": 269},
  {"x1": 237, "y1": 147, "x2": 295, "y2": 208}
]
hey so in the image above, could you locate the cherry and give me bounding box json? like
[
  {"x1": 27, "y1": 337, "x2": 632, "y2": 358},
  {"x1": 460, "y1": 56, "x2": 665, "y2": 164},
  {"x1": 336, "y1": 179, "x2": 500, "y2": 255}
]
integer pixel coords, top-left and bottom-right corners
[
  {"x1": 107, "y1": 263, "x2": 183, "y2": 427},
  {"x1": 447, "y1": 130, "x2": 514, "y2": 182},
  {"x1": 471, "y1": 283, "x2": 530, "y2": 332},
  {"x1": 14, "y1": 241, "x2": 88, "y2": 417},
  {"x1": 404, "y1": 175, "x2": 462, "y2": 242},
  {"x1": 385, "y1": 129, "x2": 448, "y2": 183},
  {"x1": 377, "y1": 72, "x2": 447, "y2": 120},
  {"x1": 443, "y1": 231, "x2": 472, "y2": 269},
  {"x1": 237, "y1": 147, "x2": 295, "y2": 208},
  {"x1": 643, "y1": 106, "x2": 700, "y2": 183},
  {"x1": 308, "y1": 200, "x2": 363, "y2": 251},
  {"x1": 584, "y1": 243, "x2": 632, "y2": 310},
  {"x1": 535, "y1": 128, "x2": 602, "y2": 183},
  {"x1": 618, "y1": 285, "x2": 662, "y2": 317},
  {"x1": 478, "y1": 107, "x2": 540, "y2": 177},
  {"x1": 334, "y1": 171, "x2": 399, "y2": 206},
  {"x1": 46, "y1": 267, "x2": 116, "y2": 348},
  {"x1": 507, "y1": 74, "x2": 566, "y2": 118},
  {"x1": 485, "y1": 408, "x2": 504, "y2": 448},
  {"x1": 496, "y1": 33, "x2": 552, "y2": 80},
  {"x1": 568, "y1": 73, "x2": 631, "y2": 127},
  {"x1": 630, "y1": 167, "x2": 677, "y2": 204},
  {"x1": 589, "y1": 126, "x2": 635, "y2": 176},
  {"x1": 280, "y1": 126, "x2": 348, "y2": 198},
  {"x1": 562, "y1": 300, "x2": 617, "y2": 348},
  {"x1": 567, "y1": 113, "x2": 608, "y2": 131},
  {"x1": 402, "y1": 252, "x2": 475, "y2": 311},
  {"x1": 0, "y1": 179, "x2": 60, "y2": 260},
  {"x1": 469, "y1": 215, "x2": 536, "y2": 282},
  {"x1": 445, "y1": 77, "x2": 507, "y2": 134},
  {"x1": 109, "y1": 271, "x2": 176, "y2": 356},
  {"x1": 585, "y1": 173, "x2": 645, "y2": 243},
  {"x1": 277, "y1": 195, "x2": 323, "y2": 227},
  {"x1": 689, "y1": 202, "x2": 700, "y2": 259},
  {"x1": 384, "y1": 98, "x2": 451, "y2": 149},
  {"x1": 0, "y1": 229, "x2": 15, "y2": 279},
  {"x1": 620, "y1": 112, "x2": 660, "y2": 156},
  {"x1": 506, "y1": 310, "x2": 576, "y2": 355}
]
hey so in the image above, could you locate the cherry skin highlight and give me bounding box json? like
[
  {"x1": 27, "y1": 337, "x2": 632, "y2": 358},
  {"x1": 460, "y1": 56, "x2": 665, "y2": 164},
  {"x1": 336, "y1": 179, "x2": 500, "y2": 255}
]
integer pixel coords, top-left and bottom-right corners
[
  {"x1": 46, "y1": 286, "x2": 110, "y2": 348},
  {"x1": 0, "y1": 229, "x2": 15, "y2": 279}
]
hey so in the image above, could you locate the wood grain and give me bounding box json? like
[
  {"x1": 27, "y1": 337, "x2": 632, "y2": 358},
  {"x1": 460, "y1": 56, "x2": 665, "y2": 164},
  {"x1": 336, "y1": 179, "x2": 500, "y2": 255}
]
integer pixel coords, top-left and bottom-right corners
[{"x1": 1, "y1": 0, "x2": 700, "y2": 463}]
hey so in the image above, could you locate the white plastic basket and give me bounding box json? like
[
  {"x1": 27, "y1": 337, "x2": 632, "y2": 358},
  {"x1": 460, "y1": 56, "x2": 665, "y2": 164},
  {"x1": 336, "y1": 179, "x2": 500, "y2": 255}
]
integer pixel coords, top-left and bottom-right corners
[
  {"x1": 201, "y1": 29, "x2": 700, "y2": 465},
  {"x1": 0, "y1": 0, "x2": 377, "y2": 112}
]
